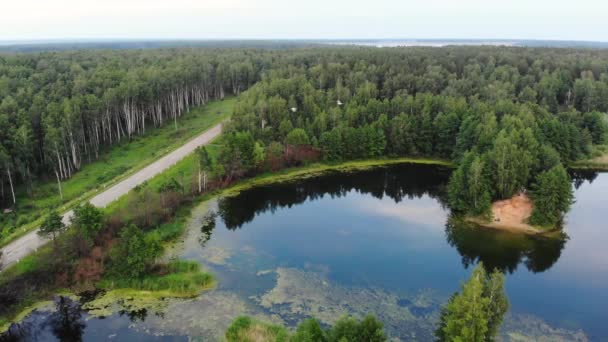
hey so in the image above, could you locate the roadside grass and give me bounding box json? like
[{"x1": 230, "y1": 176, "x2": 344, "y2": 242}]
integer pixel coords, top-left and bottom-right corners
[{"x1": 1, "y1": 98, "x2": 235, "y2": 247}]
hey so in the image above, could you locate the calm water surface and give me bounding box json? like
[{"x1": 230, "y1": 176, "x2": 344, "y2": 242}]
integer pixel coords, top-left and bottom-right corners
[{"x1": 3, "y1": 165, "x2": 607, "y2": 341}]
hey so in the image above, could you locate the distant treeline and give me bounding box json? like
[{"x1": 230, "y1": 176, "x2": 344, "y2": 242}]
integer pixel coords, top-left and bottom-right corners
[
  {"x1": 1, "y1": 46, "x2": 608, "y2": 223},
  {"x1": 0, "y1": 40, "x2": 320, "y2": 53}
]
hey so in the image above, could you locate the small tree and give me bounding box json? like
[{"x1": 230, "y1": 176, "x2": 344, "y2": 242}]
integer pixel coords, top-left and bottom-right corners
[
  {"x1": 435, "y1": 263, "x2": 508, "y2": 342},
  {"x1": 38, "y1": 211, "x2": 65, "y2": 245},
  {"x1": 158, "y1": 177, "x2": 182, "y2": 208},
  {"x1": 109, "y1": 224, "x2": 162, "y2": 278},
  {"x1": 266, "y1": 141, "x2": 285, "y2": 171},
  {"x1": 196, "y1": 146, "x2": 213, "y2": 193},
  {"x1": 329, "y1": 315, "x2": 386, "y2": 342},
  {"x1": 72, "y1": 202, "x2": 104, "y2": 242},
  {"x1": 285, "y1": 128, "x2": 310, "y2": 146}
]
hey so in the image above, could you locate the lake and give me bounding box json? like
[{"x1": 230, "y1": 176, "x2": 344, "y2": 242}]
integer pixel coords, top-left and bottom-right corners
[{"x1": 3, "y1": 164, "x2": 607, "y2": 341}]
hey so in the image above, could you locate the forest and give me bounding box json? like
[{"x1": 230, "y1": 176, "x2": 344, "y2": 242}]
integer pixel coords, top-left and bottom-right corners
[
  {"x1": 1, "y1": 45, "x2": 607, "y2": 234},
  {"x1": 219, "y1": 46, "x2": 608, "y2": 225},
  {"x1": 2, "y1": 44, "x2": 608, "y2": 341}
]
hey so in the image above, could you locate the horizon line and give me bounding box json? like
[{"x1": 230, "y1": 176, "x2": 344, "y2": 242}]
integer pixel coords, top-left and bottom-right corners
[{"x1": 2, "y1": 37, "x2": 608, "y2": 44}]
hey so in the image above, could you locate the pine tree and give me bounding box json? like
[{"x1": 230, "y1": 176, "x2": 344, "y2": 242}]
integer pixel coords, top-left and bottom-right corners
[{"x1": 435, "y1": 263, "x2": 509, "y2": 342}]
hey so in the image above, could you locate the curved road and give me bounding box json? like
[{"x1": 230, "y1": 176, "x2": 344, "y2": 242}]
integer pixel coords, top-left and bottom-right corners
[{"x1": 0, "y1": 123, "x2": 223, "y2": 271}]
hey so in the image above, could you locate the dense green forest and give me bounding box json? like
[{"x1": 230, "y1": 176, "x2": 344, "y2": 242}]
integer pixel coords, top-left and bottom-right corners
[
  {"x1": 218, "y1": 47, "x2": 607, "y2": 225},
  {"x1": 1, "y1": 46, "x2": 607, "y2": 227},
  {"x1": 1, "y1": 44, "x2": 607, "y2": 339}
]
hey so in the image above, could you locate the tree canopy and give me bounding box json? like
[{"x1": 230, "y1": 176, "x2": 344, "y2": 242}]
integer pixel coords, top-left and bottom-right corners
[
  {"x1": 2, "y1": 45, "x2": 607, "y2": 228},
  {"x1": 435, "y1": 263, "x2": 509, "y2": 342}
]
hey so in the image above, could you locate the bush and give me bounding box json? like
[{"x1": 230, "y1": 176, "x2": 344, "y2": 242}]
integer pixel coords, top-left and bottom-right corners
[
  {"x1": 225, "y1": 316, "x2": 289, "y2": 342},
  {"x1": 108, "y1": 224, "x2": 162, "y2": 278},
  {"x1": 225, "y1": 315, "x2": 386, "y2": 342}
]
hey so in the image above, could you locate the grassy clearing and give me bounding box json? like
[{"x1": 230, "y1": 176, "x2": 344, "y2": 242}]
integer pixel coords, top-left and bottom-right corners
[
  {"x1": 572, "y1": 145, "x2": 608, "y2": 170},
  {"x1": 1, "y1": 98, "x2": 235, "y2": 247}
]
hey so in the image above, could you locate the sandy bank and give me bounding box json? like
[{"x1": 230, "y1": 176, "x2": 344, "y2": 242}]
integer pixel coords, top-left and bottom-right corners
[{"x1": 468, "y1": 193, "x2": 544, "y2": 235}]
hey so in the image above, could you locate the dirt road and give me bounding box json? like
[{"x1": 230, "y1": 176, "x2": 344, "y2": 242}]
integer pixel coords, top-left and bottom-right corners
[{"x1": 0, "y1": 123, "x2": 223, "y2": 270}]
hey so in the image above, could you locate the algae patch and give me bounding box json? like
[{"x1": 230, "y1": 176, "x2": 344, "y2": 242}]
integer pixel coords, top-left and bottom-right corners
[
  {"x1": 82, "y1": 289, "x2": 172, "y2": 318},
  {"x1": 251, "y1": 267, "x2": 589, "y2": 342},
  {"x1": 502, "y1": 313, "x2": 589, "y2": 342},
  {"x1": 200, "y1": 246, "x2": 233, "y2": 266},
  {"x1": 252, "y1": 267, "x2": 434, "y2": 340},
  {"x1": 121, "y1": 290, "x2": 284, "y2": 340}
]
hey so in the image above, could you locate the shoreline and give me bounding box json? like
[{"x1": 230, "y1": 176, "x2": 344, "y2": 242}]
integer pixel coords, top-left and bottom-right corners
[
  {"x1": 464, "y1": 193, "x2": 560, "y2": 237},
  {"x1": 0, "y1": 157, "x2": 451, "y2": 333},
  {"x1": 465, "y1": 217, "x2": 548, "y2": 236},
  {"x1": 220, "y1": 157, "x2": 452, "y2": 198}
]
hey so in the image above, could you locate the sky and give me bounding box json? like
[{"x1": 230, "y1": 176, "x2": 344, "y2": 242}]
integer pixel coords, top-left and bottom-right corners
[{"x1": 2, "y1": 0, "x2": 608, "y2": 42}]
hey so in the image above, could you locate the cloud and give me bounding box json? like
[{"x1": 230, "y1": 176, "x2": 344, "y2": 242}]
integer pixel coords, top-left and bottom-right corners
[
  {"x1": 356, "y1": 196, "x2": 448, "y2": 233},
  {"x1": 2, "y1": 0, "x2": 607, "y2": 41}
]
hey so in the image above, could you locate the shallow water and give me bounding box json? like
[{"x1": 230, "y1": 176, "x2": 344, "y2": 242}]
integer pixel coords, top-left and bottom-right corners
[{"x1": 4, "y1": 165, "x2": 607, "y2": 341}]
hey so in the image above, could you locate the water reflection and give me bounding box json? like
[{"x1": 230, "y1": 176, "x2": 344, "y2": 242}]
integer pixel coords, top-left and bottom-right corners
[
  {"x1": 570, "y1": 169, "x2": 598, "y2": 189},
  {"x1": 3, "y1": 164, "x2": 603, "y2": 341},
  {"x1": 445, "y1": 219, "x2": 567, "y2": 274},
  {"x1": 218, "y1": 164, "x2": 451, "y2": 229},
  {"x1": 198, "y1": 212, "x2": 216, "y2": 248},
  {"x1": 48, "y1": 297, "x2": 85, "y2": 342},
  {"x1": 1, "y1": 297, "x2": 85, "y2": 342},
  {"x1": 217, "y1": 164, "x2": 573, "y2": 275}
]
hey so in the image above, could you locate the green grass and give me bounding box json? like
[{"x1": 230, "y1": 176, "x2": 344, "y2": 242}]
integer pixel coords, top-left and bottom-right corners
[
  {"x1": 98, "y1": 260, "x2": 214, "y2": 298},
  {"x1": 1, "y1": 98, "x2": 235, "y2": 247},
  {"x1": 221, "y1": 157, "x2": 452, "y2": 198},
  {"x1": 225, "y1": 316, "x2": 290, "y2": 342}
]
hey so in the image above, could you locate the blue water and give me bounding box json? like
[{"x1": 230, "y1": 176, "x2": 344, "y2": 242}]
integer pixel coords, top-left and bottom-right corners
[{"x1": 4, "y1": 165, "x2": 607, "y2": 341}]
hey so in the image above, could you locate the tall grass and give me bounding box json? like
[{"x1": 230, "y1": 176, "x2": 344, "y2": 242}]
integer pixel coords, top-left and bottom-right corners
[{"x1": 99, "y1": 260, "x2": 213, "y2": 297}]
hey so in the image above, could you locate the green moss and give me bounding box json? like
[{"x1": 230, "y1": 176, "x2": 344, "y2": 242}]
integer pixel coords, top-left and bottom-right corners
[{"x1": 82, "y1": 289, "x2": 171, "y2": 318}]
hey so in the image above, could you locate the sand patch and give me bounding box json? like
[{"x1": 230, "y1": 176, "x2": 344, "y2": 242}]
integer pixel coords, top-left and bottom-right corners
[{"x1": 470, "y1": 193, "x2": 543, "y2": 234}]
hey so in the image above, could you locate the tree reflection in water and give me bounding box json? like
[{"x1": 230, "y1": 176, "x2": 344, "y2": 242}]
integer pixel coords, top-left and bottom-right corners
[
  {"x1": 445, "y1": 218, "x2": 567, "y2": 273},
  {"x1": 218, "y1": 164, "x2": 451, "y2": 230},
  {"x1": 1, "y1": 296, "x2": 85, "y2": 342},
  {"x1": 47, "y1": 296, "x2": 85, "y2": 342},
  {"x1": 213, "y1": 164, "x2": 581, "y2": 275}
]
